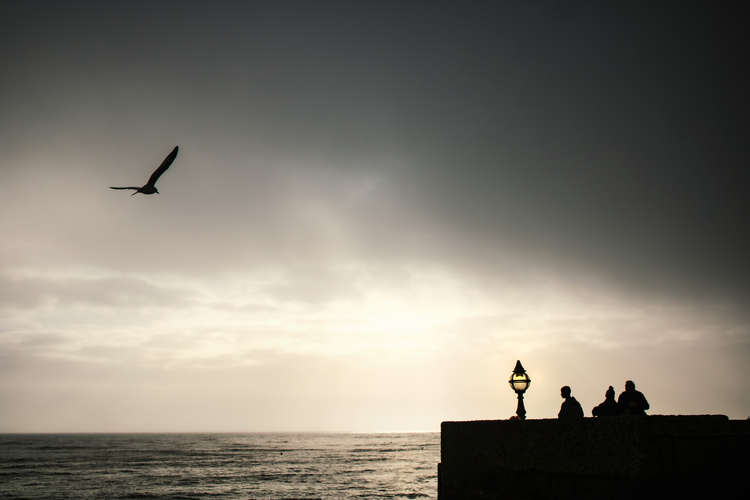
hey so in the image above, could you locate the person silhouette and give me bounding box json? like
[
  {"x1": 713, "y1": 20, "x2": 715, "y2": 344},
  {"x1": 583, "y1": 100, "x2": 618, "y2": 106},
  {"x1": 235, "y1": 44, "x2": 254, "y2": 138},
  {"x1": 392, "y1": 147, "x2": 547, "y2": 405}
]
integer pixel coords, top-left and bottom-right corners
[
  {"x1": 617, "y1": 380, "x2": 649, "y2": 415},
  {"x1": 592, "y1": 385, "x2": 620, "y2": 417},
  {"x1": 558, "y1": 385, "x2": 584, "y2": 420}
]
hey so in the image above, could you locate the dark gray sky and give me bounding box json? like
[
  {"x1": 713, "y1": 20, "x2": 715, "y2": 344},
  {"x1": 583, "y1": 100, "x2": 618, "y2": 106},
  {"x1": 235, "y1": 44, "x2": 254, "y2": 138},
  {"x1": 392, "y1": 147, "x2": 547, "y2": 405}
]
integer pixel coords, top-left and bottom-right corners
[{"x1": 1, "y1": 2, "x2": 748, "y2": 431}]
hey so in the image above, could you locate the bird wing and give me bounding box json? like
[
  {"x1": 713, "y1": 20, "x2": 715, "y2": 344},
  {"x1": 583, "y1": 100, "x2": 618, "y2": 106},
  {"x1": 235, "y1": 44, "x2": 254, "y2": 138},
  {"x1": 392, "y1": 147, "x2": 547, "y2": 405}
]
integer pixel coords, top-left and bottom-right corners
[
  {"x1": 110, "y1": 186, "x2": 141, "y2": 190},
  {"x1": 146, "y1": 145, "x2": 179, "y2": 187}
]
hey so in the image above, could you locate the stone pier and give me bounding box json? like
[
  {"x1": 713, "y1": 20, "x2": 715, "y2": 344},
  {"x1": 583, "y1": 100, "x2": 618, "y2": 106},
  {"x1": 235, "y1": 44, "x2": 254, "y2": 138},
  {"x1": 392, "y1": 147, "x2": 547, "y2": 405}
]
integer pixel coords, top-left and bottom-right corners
[{"x1": 438, "y1": 415, "x2": 749, "y2": 499}]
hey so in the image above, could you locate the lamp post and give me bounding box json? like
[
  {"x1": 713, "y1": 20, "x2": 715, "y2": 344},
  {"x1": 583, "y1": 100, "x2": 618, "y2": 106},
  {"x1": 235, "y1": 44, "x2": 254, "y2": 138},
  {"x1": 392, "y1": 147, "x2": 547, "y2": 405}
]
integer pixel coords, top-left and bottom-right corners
[{"x1": 508, "y1": 360, "x2": 531, "y2": 420}]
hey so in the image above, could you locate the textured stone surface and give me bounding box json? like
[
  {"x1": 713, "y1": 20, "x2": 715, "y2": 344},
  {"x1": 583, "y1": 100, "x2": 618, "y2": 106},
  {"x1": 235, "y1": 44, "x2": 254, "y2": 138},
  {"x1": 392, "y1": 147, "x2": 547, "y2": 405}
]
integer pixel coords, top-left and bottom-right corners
[{"x1": 438, "y1": 416, "x2": 750, "y2": 499}]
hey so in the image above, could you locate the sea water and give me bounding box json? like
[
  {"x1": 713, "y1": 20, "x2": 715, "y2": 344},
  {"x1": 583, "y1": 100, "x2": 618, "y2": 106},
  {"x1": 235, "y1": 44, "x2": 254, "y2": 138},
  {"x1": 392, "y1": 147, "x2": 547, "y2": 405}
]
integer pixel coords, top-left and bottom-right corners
[{"x1": 0, "y1": 433, "x2": 439, "y2": 499}]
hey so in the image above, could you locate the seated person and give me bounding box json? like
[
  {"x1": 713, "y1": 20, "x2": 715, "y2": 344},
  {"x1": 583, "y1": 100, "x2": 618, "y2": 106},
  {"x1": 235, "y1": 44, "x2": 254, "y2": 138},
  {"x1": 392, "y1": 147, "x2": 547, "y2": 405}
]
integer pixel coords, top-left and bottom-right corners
[
  {"x1": 592, "y1": 385, "x2": 620, "y2": 417},
  {"x1": 617, "y1": 380, "x2": 649, "y2": 415},
  {"x1": 558, "y1": 385, "x2": 584, "y2": 420}
]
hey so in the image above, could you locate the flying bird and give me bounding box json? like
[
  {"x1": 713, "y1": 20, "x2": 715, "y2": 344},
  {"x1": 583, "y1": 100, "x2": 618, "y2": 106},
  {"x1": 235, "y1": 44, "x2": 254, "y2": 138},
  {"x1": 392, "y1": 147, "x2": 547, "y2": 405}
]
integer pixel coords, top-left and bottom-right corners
[{"x1": 110, "y1": 146, "x2": 179, "y2": 195}]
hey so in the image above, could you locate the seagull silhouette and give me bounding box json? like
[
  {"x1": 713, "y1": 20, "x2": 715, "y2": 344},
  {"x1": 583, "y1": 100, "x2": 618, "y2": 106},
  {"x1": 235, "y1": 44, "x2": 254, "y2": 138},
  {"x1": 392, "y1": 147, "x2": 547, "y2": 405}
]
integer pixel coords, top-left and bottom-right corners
[{"x1": 110, "y1": 146, "x2": 179, "y2": 195}]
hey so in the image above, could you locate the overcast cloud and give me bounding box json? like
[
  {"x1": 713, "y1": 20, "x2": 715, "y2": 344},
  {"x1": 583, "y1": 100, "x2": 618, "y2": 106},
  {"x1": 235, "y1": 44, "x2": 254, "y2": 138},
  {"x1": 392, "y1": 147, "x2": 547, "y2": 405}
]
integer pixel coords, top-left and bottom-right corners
[{"x1": 1, "y1": 2, "x2": 748, "y2": 431}]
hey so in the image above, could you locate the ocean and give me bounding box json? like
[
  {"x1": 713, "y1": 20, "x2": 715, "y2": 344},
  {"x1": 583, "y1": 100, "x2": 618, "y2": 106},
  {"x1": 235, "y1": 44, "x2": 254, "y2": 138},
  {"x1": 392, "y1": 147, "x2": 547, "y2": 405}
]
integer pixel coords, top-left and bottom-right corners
[{"x1": 0, "y1": 433, "x2": 439, "y2": 499}]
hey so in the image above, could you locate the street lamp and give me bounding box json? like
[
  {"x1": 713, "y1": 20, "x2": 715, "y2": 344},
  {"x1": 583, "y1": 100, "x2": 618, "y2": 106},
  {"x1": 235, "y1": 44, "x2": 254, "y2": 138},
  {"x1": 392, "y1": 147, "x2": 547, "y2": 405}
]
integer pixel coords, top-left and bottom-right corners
[{"x1": 509, "y1": 360, "x2": 531, "y2": 420}]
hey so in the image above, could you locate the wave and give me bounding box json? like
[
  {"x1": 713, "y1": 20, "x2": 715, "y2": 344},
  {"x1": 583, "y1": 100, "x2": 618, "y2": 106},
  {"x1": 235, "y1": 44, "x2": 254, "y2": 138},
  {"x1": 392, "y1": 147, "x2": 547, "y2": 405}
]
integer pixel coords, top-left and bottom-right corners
[{"x1": 0, "y1": 433, "x2": 440, "y2": 499}]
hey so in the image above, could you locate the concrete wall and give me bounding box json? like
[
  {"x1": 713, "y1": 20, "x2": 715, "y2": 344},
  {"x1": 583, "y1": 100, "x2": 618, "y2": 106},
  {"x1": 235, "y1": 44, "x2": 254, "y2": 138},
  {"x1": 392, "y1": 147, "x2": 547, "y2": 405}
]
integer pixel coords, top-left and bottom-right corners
[{"x1": 438, "y1": 416, "x2": 749, "y2": 499}]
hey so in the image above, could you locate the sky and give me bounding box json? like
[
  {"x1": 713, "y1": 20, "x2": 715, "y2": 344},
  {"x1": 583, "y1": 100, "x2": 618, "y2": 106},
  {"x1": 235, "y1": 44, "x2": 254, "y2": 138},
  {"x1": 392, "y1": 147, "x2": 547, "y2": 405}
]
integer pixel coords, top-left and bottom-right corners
[{"x1": 1, "y1": 1, "x2": 748, "y2": 432}]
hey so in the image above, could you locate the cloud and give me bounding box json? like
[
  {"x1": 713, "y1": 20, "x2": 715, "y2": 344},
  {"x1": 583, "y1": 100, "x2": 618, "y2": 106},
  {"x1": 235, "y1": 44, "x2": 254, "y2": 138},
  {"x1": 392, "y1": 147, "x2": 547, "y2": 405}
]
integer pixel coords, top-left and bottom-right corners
[
  {"x1": 0, "y1": 271, "x2": 195, "y2": 310},
  {"x1": 0, "y1": 2, "x2": 748, "y2": 430}
]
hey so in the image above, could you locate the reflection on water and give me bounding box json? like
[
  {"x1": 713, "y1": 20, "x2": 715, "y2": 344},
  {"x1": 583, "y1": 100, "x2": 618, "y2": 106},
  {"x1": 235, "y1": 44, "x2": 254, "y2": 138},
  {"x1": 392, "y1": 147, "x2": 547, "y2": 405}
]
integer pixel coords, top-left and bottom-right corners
[{"x1": 0, "y1": 433, "x2": 439, "y2": 499}]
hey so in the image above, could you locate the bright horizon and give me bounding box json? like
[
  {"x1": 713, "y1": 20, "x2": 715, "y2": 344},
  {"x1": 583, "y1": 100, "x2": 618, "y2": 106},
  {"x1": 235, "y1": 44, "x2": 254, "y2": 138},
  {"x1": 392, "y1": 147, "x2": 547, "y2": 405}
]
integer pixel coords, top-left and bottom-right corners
[{"x1": 1, "y1": 2, "x2": 748, "y2": 433}]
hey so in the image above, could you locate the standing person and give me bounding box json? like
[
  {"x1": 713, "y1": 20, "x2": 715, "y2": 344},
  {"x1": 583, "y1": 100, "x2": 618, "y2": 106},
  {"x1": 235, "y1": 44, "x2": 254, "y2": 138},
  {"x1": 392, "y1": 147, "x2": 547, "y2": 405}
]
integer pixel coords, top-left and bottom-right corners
[
  {"x1": 558, "y1": 386, "x2": 584, "y2": 420},
  {"x1": 592, "y1": 386, "x2": 620, "y2": 416},
  {"x1": 617, "y1": 380, "x2": 649, "y2": 415}
]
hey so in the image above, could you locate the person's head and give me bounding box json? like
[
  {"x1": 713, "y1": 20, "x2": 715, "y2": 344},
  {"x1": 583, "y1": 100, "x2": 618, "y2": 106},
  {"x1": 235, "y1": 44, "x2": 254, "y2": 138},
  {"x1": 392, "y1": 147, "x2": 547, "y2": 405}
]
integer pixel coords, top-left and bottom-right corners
[
  {"x1": 561, "y1": 386, "x2": 571, "y2": 398},
  {"x1": 606, "y1": 386, "x2": 615, "y2": 399},
  {"x1": 625, "y1": 380, "x2": 635, "y2": 391}
]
